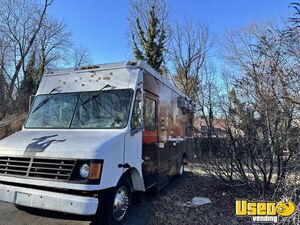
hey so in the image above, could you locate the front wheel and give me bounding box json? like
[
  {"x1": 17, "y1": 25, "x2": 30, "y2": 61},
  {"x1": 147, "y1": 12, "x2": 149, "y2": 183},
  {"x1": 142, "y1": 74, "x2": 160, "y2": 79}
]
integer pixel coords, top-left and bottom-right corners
[
  {"x1": 93, "y1": 178, "x2": 132, "y2": 225},
  {"x1": 111, "y1": 183, "x2": 131, "y2": 223}
]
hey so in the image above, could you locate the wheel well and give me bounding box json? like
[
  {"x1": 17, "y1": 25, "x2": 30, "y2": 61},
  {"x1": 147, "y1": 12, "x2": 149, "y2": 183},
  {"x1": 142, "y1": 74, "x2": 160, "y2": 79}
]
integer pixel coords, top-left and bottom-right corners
[{"x1": 122, "y1": 168, "x2": 145, "y2": 192}]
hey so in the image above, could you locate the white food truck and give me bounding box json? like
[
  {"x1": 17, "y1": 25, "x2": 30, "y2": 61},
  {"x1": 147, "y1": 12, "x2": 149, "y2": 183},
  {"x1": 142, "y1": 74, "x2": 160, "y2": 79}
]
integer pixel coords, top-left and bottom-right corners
[{"x1": 0, "y1": 61, "x2": 194, "y2": 225}]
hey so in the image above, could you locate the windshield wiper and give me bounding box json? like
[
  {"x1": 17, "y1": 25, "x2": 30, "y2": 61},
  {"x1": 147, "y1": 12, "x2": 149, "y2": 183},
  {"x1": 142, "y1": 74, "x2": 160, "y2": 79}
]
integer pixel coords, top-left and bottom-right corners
[
  {"x1": 81, "y1": 84, "x2": 115, "y2": 106},
  {"x1": 31, "y1": 88, "x2": 60, "y2": 114}
]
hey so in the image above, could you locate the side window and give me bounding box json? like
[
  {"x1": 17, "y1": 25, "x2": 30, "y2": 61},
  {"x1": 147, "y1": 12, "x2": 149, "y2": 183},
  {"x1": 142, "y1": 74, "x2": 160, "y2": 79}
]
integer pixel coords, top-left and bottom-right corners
[
  {"x1": 144, "y1": 97, "x2": 156, "y2": 131},
  {"x1": 131, "y1": 89, "x2": 143, "y2": 131}
]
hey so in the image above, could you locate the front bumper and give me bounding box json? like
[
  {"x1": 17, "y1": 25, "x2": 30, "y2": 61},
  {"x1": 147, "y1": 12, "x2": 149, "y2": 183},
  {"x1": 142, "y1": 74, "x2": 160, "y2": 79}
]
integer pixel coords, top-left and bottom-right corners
[{"x1": 0, "y1": 184, "x2": 98, "y2": 215}]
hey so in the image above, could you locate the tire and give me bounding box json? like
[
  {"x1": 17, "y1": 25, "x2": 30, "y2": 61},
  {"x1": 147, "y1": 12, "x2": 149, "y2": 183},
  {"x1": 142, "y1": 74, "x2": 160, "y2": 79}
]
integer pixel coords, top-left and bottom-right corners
[{"x1": 93, "y1": 178, "x2": 132, "y2": 225}]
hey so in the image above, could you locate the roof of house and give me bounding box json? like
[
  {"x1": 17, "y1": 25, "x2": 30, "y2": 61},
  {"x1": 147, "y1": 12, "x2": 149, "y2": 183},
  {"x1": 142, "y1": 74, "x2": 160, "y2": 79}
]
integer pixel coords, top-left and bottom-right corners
[{"x1": 194, "y1": 118, "x2": 227, "y2": 131}]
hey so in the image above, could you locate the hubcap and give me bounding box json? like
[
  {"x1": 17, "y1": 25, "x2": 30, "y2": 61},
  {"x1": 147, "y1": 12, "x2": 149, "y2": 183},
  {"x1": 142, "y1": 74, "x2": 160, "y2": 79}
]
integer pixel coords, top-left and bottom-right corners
[{"x1": 113, "y1": 186, "x2": 129, "y2": 221}]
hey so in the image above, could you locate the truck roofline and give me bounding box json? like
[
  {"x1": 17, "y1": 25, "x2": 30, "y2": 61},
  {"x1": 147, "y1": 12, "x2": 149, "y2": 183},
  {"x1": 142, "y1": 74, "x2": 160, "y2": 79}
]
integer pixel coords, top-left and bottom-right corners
[
  {"x1": 44, "y1": 61, "x2": 135, "y2": 77},
  {"x1": 44, "y1": 60, "x2": 191, "y2": 101}
]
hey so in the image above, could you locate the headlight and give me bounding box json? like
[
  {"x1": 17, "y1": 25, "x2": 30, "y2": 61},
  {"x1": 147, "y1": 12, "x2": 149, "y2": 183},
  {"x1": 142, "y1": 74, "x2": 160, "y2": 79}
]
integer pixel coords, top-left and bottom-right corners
[
  {"x1": 70, "y1": 160, "x2": 103, "y2": 184},
  {"x1": 80, "y1": 164, "x2": 90, "y2": 178}
]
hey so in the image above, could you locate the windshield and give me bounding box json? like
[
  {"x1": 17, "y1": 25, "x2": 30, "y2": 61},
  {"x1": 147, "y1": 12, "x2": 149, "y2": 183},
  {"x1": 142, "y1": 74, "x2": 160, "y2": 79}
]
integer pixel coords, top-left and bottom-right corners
[{"x1": 25, "y1": 89, "x2": 133, "y2": 129}]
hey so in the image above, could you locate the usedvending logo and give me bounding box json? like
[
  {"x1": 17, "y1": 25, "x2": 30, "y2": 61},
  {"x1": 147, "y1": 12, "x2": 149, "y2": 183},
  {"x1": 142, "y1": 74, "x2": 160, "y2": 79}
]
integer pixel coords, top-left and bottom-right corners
[{"x1": 235, "y1": 199, "x2": 296, "y2": 223}]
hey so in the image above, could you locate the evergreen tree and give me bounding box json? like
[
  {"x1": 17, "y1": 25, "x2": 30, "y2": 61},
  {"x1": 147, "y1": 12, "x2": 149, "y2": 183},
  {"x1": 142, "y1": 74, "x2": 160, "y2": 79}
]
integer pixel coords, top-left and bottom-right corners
[{"x1": 131, "y1": 5, "x2": 166, "y2": 74}]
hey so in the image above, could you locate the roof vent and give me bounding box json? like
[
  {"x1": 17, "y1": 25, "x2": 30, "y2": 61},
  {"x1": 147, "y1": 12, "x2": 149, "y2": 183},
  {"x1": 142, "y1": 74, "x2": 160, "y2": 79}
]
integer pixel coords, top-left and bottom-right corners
[
  {"x1": 79, "y1": 65, "x2": 100, "y2": 70},
  {"x1": 127, "y1": 61, "x2": 137, "y2": 66}
]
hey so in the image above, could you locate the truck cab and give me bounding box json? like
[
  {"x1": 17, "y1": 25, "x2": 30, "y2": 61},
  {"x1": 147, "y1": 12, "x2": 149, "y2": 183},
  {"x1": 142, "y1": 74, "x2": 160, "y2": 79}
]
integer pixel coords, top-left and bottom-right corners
[{"x1": 0, "y1": 61, "x2": 194, "y2": 225}]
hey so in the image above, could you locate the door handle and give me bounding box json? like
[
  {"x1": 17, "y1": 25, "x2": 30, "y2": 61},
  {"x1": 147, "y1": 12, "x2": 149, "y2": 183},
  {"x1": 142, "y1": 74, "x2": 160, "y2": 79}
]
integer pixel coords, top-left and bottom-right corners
[{"x1": 118, "y1": 163, "x2": 131, "y2": 168}]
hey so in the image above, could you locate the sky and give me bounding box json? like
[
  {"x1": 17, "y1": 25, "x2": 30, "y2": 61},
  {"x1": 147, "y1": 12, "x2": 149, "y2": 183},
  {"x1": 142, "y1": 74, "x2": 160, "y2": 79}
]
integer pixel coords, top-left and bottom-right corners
[{"x1": 46, "y1": 0, "x2": 294, "y2": 65}]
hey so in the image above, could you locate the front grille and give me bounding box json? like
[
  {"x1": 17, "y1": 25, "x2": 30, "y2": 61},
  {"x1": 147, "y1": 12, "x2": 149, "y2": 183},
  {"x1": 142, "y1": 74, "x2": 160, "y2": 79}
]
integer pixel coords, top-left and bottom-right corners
[
  {"x1": 0, "y1": 157, "x2": 31, "y2": 176},
  {"x1": 0, "y1": 156, "x2": 76, "y2": 181}
]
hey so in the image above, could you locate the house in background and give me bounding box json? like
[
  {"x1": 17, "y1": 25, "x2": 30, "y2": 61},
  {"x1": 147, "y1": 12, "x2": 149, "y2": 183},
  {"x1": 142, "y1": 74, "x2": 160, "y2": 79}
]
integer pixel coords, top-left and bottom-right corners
[
  {"x1": 193, "y1": 118, "x2": 227, "y2": 138},
  {"x1": 193, "y1": 117, "x2": 244, "y2": 138}
]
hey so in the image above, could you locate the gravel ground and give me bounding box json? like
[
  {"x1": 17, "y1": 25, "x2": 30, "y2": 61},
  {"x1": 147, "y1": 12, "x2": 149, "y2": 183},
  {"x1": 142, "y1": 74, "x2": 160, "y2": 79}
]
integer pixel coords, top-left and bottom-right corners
[{"x1": 149, "y1": 172, "x2": 254, "y2": 225}]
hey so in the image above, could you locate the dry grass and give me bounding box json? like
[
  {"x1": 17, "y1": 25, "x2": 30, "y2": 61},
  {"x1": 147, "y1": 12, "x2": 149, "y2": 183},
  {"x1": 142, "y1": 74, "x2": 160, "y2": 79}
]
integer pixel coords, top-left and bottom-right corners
[
  {"x1": 149, "y1": 165, "x2": 300, "y2": 225},
  {"x1": 149, "y1": 171, "x2": 253, "y2": 225}
]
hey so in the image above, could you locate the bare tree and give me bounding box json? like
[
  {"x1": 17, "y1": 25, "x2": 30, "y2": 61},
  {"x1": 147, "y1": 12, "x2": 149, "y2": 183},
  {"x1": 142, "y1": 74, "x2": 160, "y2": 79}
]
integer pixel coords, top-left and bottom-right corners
[
  {"x1": 0, "y1": 34, "x2": 10, "y2": 117},
  {"x1": 0, "y1": 0, "x2": 54, "y2": 100},
  {"x1": 200, "y1": 22, "x2": 300, "y2": 192},
  {"x1": 196, "y1": 62, "x2": 219, "y2": 155},
  {"x1": 36, "y1": 16, "x2": 72, "y2": 76},
  {"x1": 0, "y1": 0, "x2": 74, "y2": 117},
  {"x1": 287, "y1": 2, "x2": 300, "y2": 59},
  {"x1": 72, "y1": 45, "x2": 92, "y2": 68},
  {"x1": 171, "y1": 18, "x2": 213, "y2": 100}
]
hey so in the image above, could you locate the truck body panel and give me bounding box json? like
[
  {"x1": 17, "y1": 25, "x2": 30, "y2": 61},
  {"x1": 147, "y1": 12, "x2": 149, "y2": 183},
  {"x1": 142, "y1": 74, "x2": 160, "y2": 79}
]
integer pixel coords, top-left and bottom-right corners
[{"x1": 0, "y1": 61, "x2": 194, "y2": 216}]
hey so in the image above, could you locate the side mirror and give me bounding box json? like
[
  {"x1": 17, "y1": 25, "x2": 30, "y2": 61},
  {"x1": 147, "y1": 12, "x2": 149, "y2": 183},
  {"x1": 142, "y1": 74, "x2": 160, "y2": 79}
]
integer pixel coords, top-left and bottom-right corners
[
  {"x1": 130, "y1": 89, "x2": 143, "y2": 135},
  {"x1": 29, "y1": 95, "x2": 35, "y2": 110},
  {"x1": 130, "y1": 125, "x2": 144, "y2": 136},
  {"x1": 130, "y1": 105, "x2": 144, "y2": 136}
]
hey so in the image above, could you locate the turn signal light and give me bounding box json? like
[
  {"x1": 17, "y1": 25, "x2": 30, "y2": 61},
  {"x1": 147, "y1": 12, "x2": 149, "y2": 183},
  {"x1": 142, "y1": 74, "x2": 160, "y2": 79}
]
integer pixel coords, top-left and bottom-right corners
[{"x1": 88, "y1": 163, "x2": 102, "y2": 180}]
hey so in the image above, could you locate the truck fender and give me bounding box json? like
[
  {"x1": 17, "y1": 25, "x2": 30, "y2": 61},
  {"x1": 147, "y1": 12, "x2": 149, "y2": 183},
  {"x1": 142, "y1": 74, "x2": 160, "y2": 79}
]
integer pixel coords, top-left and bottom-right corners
[{"x1": 123, "y1": 167, "x2": 145, "y2": 191}]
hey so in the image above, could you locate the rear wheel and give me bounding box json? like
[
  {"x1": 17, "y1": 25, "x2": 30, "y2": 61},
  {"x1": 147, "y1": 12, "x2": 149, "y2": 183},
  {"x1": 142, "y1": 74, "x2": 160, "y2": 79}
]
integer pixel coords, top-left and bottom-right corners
[{"x1": 93, "y1": 178, "x2": 132, "y2": 225}]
